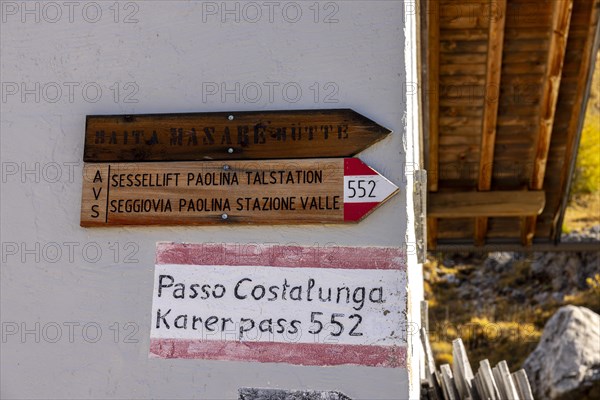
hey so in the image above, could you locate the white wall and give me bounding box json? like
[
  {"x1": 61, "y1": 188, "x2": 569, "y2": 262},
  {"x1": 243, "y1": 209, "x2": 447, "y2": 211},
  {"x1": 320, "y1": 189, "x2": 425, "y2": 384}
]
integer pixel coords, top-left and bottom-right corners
[{"x1": 0, "y1": 1, "x2": 422, "y2": 398}]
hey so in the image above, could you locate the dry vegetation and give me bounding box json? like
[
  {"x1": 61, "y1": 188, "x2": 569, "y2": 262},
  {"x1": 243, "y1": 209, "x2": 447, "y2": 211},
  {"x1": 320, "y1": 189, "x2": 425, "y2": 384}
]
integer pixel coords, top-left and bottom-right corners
[
  {"x1": 425, "y1": 257, "x2": 600, "y2": 368},
  {"x1": 564, "y1": 52, "x2": 600, "y2": 232}
]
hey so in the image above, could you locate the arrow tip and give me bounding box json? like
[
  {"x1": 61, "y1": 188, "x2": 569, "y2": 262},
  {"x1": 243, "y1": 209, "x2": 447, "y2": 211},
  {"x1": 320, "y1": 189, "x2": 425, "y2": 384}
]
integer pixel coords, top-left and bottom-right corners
[{"x1": 343, "y1": 158, "x2": 399, "y2": 222}]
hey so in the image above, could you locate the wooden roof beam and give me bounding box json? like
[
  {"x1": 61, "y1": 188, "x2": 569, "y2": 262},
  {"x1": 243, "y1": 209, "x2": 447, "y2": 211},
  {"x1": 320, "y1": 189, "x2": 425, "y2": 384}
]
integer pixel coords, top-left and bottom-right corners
[
  {"x1": 523, "y1": 0, "x2": 574, "y2": 246},
  {"x1": 427, "y1": 0, "x2": 439, "y2": 193},
  {"x1": 426, "y1": 0, "x2": 440, "y2": 249},
  {"x1": 476, "y1": 0, "x2": 507, "y2": 246},
  {"x1": 552, "y1": 0, "x2": 600, "y2": 239},
  {"x1": 429, "y1": 191, "x2": 545, "y2": 218}
]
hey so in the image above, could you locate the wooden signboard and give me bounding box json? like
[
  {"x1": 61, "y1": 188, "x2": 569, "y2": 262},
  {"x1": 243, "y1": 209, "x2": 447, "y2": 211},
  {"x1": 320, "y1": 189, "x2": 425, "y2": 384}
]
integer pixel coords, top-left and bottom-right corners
[
  {"x1": 150, "y1": 243, "x2": 407, "y2": 368},
  {"x1": 80, "y1": 158, "x2": 399, "y2": 226},
  {"x1": 83, "y1": 109, "x2": 391, "y2": 162}
]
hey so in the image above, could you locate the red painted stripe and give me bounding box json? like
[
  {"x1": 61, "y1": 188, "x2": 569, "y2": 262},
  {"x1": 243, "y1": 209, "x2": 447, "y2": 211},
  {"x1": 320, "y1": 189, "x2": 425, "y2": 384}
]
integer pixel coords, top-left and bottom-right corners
[
  {"x1": 156, "y1": 243, "x2": 406, "y2": 270},
  {"x1": 343, "y1": 202, "x2": 379, "y2": 222},
  {"x1": 344, "y1": 158, "x2": 378, "y2": 176},
  {"x1": 150, "y1": 339, "x2": 406, "y2": 368}
]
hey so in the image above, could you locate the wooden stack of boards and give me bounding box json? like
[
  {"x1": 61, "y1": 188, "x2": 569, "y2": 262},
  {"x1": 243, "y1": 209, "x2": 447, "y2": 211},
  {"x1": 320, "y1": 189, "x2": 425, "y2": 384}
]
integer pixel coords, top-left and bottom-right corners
[{"x1": 420, "y1": 329, "x2": 534, "y2": 399}]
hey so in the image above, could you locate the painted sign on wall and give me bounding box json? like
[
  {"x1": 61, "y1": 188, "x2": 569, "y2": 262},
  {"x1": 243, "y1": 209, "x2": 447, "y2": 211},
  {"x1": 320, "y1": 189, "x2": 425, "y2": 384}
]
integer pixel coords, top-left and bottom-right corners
[{"x1": 150, "y1": 243, "x2": 407, "y2": 368}]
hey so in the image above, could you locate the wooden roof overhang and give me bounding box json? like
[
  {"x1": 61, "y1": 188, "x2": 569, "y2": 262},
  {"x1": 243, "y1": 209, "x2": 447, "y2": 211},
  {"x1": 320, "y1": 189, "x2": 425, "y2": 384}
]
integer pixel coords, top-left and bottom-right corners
[{"x1": 421, "y1": 0, "x2": 600, "y2": 250}]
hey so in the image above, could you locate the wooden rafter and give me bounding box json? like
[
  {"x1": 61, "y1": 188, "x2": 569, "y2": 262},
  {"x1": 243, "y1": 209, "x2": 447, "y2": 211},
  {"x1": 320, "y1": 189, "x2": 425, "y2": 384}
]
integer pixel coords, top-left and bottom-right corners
[
  {"x1": 475, "y1": 0, "x2": 507, "y2": 246},
  {"x1": 427, "y1": 0, "x2": 440, "y2": 248},
  {"x1": 552, "y1": 0, "x2": 600, "y2": 237},
  {"x1": 430, "y1": 191, "x2": 545, "y2": 218},
  {"x1": 427, "y1": 0, "x2": 439, "y2": 193},
  {"x1": 522, "y1": 0, "x2": 574, "y2": 246}
]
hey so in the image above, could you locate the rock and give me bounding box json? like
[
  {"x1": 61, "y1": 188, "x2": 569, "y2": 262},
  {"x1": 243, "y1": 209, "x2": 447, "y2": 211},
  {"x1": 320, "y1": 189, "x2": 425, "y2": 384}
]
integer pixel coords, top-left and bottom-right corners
[
  {"x1": 533, "y1": 292, "x2": 550, "y2": 304},
  {"x1": 442, "y1": 257, "x2": 455, "y2": 268},
  {"x1": 523, "y1": 305, "x2": 600, "y2": 399},
  {"x1": 531, "y1": 246, "x2": 598, "y2": 293},
  {"x1": 563, "y1": 225, "x2": 600, "y2": 242},
  {"x1": 551, "y1": 291, "x2": 564, "y2": 302},
  {"x1": 511, "y1": 289, "x2": 526, "y2": 303},
  {"x1": 484, "y1": 252, "x2": 515, "y2": 272},
  {"x1": 444, "y1": 274, "x2": 459, "y2": 285}
]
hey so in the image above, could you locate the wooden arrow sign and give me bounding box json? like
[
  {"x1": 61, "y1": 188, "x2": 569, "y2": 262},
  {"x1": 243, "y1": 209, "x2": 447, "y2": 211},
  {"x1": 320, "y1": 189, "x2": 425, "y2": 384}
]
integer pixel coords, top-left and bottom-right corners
[
  {"x1": 83, "y1": 109, "x2": 391, "y2": 162},
  {"x1": 80, "y1": 158, "x2": 398, "y2": 226}
]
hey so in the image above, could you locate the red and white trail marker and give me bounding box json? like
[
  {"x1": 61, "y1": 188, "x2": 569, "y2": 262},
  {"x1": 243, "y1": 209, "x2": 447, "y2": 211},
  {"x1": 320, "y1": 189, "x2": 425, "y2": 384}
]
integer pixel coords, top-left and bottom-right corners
[
  {"x1": 81, "y1": 158, "x2": 399, "y2": 226},
  {"x1": 343, "y1": 158, "x2": 399, "y2": 222},
  {"x1": 150, "y1": 243, "x2": 408, "y2": 368}
]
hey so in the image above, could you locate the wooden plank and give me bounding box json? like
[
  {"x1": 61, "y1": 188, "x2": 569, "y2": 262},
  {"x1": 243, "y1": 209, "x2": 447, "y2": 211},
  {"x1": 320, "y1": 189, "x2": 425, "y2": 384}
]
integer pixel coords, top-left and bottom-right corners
[
  {"x1": 427, "y1": 217, "x2": 438, "y2": 250},
  {"x1": 427, "y1": 0, "x2": 440, "y2": 248},
  {"x1": 439, "y1": 106, "x2": 484, "y2": 117},
  {"x1": 83, "y1": 109, "x2": 392, "y2": 162},
  {"x1": 503, "y1": 39, "x2": 550, "y2": 52},
  {"x1": 420, "y1": 328, "x2": 437, "y2": 383},
  {"x1": 428, "y1": 0, "x2": 440, "y2": 192},
  {"x1": 428, "y1": 191, "x2": 545, "y2": 218},
  {"x1": 437, "y1": 218, "x2": 474, "y2": 239},
  {"x1": 498, "y1": 360, "x2": 521, "y2": 399},
  {"x1": 451, "y1": 338, "x2": 474, "y2": 399},
  {"x1": 440, "y1": 15, "x2": 489, "y2": 30},
  {"x1": 440, "y1": 64, "x2": 487, "y2": 75},
  {"x1": 440, "y1": 364, "x2": 460, "y2": 400},
  {"x1": 440, "y1": 136, "x2": 483, "y2": 146},
  {"x1": 531, "y1": 0, "x2": 574, "y2": 187},
  {"x1": 440, "y1": 29, "x2": 488, "y2": 41},
  {"x1": 440, "y1": 98, "x2": 485, "y2": 107},
  {"x1": 502, "y1": 63, "x2": 547, "y2": 74},
  {"x1": 497, "y1": 115, "x2": 539, "y2": 126},
  {"x1": 512, "y1": 369, "x2": 534, "y2": 400},
  {"x1": 474, "y1": 217, "x2": 489, "y2": 247},
  {"x1": 477, "y1": 0, "x2": 507, "y2": 245},
  {"x1": 504, "y1": 29, "x2": 551, "y2": 40},
  {"x1": 420, "y1": 328, "x2": 444, "y2": 399},
  {"x1": 440, "y1": 40, "x2": 488, "y2": 53},
  {"x1": 435, "y1": 240, "x2": 600, "y2": 252},
  {"x1": 492, "y1": 366, "x2": 507, "y2": 399},
  {"x1": 439, "y1": 124, "x2": 485, "y2": 136},
  {"x1": 472, "y1": 373, "x2": 485, "y2": 400},
  {"x1": 524, "y1": 0, "x2": 573, "y2": 245},
  {"x1": 440, "y1": 117, "x2": 483, "y2": 127},
  {"x1": 439, "y1": 148, "x2": 480, "y2": 163},
  {"x1": 80, "y1": 158, "x2": 399, "y2": 227},
  {"x1": 440, "y1": 75, "x2": 487, "y2": 85},
  {"x1": 503, "y1": 51, "x2": 548, "y2": 64},
  {"x1": 479, "y1": 359, "x2": 500, "y2": 400},
  {"x1": 552, "y1": 0, "x2": 600, "y2": 237}
]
